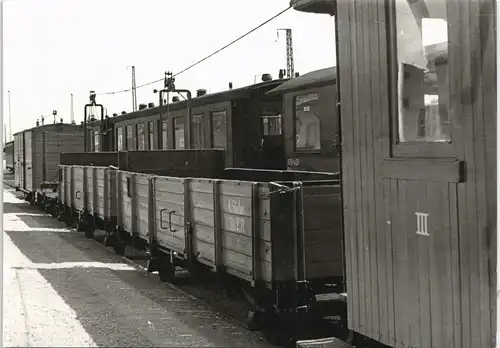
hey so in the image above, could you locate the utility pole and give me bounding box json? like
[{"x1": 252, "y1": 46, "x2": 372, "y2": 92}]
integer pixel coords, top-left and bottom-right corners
[
  {"x1": 127, "y1": 65, "x2": 138, "y2": 112},
  {"x1": 277, "y1": 29, "x2": 295, "y2": 79},
  {"x1": 8, "y1": 90, "x2": 12, "y2": 141}
]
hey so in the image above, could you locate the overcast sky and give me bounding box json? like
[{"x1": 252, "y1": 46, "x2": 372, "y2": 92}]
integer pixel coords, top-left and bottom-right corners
[{"x1": 2, "y1": 0, "x2": 336, "y2": 138}]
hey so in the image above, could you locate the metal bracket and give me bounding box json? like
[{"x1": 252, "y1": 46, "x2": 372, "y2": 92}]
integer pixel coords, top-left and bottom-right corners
[{"x1": 160, "y1": 208, "x2": 178, "y2": 232}]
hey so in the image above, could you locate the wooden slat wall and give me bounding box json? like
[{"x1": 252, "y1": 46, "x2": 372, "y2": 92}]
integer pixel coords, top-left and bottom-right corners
[{"x1": 336, "y1": 0, "x2": 496, "y2": 347}]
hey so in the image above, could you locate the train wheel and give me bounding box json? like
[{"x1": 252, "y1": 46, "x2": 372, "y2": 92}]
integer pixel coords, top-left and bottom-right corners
[
  {"x1": 158, "y1": 259, "x2": 175, "y2": 283},
  {"x1": 113, "y1": 242, "x2": 126, "y2": 256},
  {"x1": 84, "y1": 224, "x2": 94, "y2": 239},
  {"x1": 103, "y1": 233, "x2": 115, "y2": 247},
  {"x1": 246, "y1": 308, "x2": 266, "y2": 331},
  {"x1": 76, "y1": 220, "x2": 86, "y2": 232}
]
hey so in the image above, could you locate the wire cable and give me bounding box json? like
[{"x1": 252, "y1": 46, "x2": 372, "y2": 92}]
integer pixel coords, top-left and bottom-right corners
[{"x1": 97, "y1": 5, "x2": 291, "y2": 96}]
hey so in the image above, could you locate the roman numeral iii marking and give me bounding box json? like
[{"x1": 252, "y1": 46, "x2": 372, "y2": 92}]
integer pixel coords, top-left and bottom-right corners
[{"x1": 415, "y1": 212, "x2": 429, "y2": 236}]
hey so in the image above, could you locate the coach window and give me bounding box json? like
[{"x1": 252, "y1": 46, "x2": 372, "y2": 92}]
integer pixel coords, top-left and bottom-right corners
[
  {"x1": 148, "y1": 121, "x2": 154, "y2": 150},
  {"x1": 117, "y1": 127, "x2": 124, "y2": 151},
  {"x1": 262, "y1": 115, "x2": 282, "y2": 136},
  {"x1": 174, "y1": 117, "x2": 185, "y2": 149},
  {"x1": 126, "y1": 125, "x2": 133, "y2": 150},
  {"x1": 393, "y1": 0, "x2": 450, "y2": 145},
  {"x1": 192, "y1": 114, "x2": 204, "y2": 149},
  {"x1": 94, "y1": 130, "x2": 100, "y2": 152},
  {"x1": 137, "y1": 123, "x2": 145, "y2": 150},
  {"x1": 294, "y1": 93, "x2": 321, "y2": 151},
  {"x1": 162, "y1": 120, "x2": 168, "y2": 149},
  {"x1": 211, "y1": 110, "x2": 227, "y2": 149}
]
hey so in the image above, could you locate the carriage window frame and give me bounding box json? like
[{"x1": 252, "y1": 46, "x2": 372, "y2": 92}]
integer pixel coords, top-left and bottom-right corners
[
  {"x1": 173, "y1": 117, "x2": 185, "y2": 149},
  {"x1": 162, "y1": 120, "x2": 168, "y2": 149},
  {"x1": 126, "y1": 125, "x2": 133, "y2": 151},
  {"x1": 261, "y1": 115, "x2": 283, "y2": 136},
  {"x1": 137, "y1": 122, "x2": 145, "y2": 150},
  {"x1": 93, "y1": 129, "x2": 100, "y2": 152},
  {"x1": 293, "y1": 92, "x2": 322, "y2": 153},
  {"x1": 191, "y1": 113, "x2": 204, "y2": 149},
  {"x1": 211, "y1": 110, "x2": 228, "y2": 149},
  {"x1": 388, "y1": 0, "x2": 455, "y2": 159},
  {"x1": 148, "y1": 121, "x2": 155, "y2": 150},
  {"x1": 117, "y1": 126, "x2": 124, "y2": 151}
]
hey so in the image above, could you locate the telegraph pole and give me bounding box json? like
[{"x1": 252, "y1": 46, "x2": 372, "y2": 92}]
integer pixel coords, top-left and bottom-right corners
[
  {"x1": 70, "y1": 93, "x2": 75, "y2": 124},
  {"x1": 127, "y1": 66, "x2": 138, "y2": 112},
  {"x1": 277, "y1": 29, "x2": 295, "y2": 79}
]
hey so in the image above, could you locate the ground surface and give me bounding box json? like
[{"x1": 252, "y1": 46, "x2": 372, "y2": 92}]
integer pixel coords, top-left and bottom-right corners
[{"x1": 2, "y1": 186, "x2": 277, "y2": 347}]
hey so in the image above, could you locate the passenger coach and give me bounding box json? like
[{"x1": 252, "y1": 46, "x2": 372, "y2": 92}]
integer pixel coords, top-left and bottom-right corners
[{"x1": 293, "y1": 0, "x2": 497, "y2": 347}]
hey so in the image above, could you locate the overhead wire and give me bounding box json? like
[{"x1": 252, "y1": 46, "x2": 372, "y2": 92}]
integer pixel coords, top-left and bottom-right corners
[{"x1": 97, "y1": 5, "x2": 292, "y2": 96}]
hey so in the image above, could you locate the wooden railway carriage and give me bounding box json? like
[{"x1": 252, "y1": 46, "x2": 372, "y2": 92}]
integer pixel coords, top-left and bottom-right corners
[
  {"x1": 267, "y1": 67, "x2": 339, "y2": 173},
  {"x1": 293, "y1": 0, "x2": 497, "y2": 347},
  {"x1": 88, "y1": 78, "x2": 289, "y2": 170},
  {"x1": 57, "y1": 149, "x2": 346, "y2": 342},
  {"x1": 13, "y1": 123, "x2": 84, "y2": 203}
]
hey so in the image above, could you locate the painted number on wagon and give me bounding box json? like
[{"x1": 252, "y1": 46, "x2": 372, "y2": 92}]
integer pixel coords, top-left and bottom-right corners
[{"x1": 415, "y1": 212, "x2": 429, "y2": 236}]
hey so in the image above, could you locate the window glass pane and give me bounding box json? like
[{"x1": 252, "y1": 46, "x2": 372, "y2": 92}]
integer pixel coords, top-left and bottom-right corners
[
  {"x1": 211, "y1": 111, "x2": 227, "y2": 148},
  {"x1": 162, "y1": 120, "x2": 168, "y2": 149},
  {"x1": 295, "y1": 93, "x2": 321, "y2": 151},
  {"x1": 117, "y1": 127, "x2": 123, "y2": 151},
  {"x1": 174, "y1": 118, "x2": 185, "y2": 149},
  {"x1": 261, "y1": 115, "x2": 282, "y2": 136},
  {"x1": 149, "y1": 121, "x2": 154, "y2": 150},
  {"x1": 395, "y1": 0, "x2": 450, "y2": 143},
  {"x1": 94, "y1": 130, "x2": 100, "y2": 152},
  {"x1": 137, "y1": 123, "x2": 145, "y2": 150},
  {"x1": 126, "y1": 125, "x2": 133, "y2": 150},
  {"x1": 192, "y1": 114, "x2": 204, "y2": 149}
]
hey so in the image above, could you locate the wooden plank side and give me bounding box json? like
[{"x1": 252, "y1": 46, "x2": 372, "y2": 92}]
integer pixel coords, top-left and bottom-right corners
[
  {"x1": 476, "y1": 0, "x2": 496, "y2": 342},
  {"x1": 219, "y1": 180, "x2": 254, "y2": 278},
  {"x1": 468, "y1": 1, "x2": 493, "y2": 347},
  {"x1": 94, "y1": 167, "x2": 106, "y2": 217},
  {"x1": 460, "y1": 2, "x2": 480, "y2": 347},
  {"x1": 154, "y1": 176, "x2": 186, "y2": 254},
  {"x1": 72, "y1": 166, "x2": 85, "y2": 211},
  {"x1": 302, "y1": 186, "x2": 343, "y2": 278},
  {"x1": 134, "y1": 174, "x2": 151, "y2": 240},
  {"x1": 336, "y1": 0, "x2": 358, "y2": 332},
  {"x1": 358, "y1": 0, "x2": 376, "y2": 338},
  {"x1": 189, "y1": 178, "x2": 216, "y2": 267}
]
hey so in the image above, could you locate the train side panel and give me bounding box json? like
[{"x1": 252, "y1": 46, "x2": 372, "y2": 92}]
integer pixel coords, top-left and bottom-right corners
[
  {"x1": 152, "y1": 176, "x2": 186, "y2": 255},
  {"x1": 24, "y1": 131, "x2": 33, "y2": 191},
  {"x1": 14, "y1": 134, "x2": 23, "y2": 189},
  {"x1": 107, "y1": 168, "x2": 117, "y2": 221},
  {"x1": 94, "y1": 167, "x2": 106, "y2": 218},
  {"x1": 117, "y1": 171, "x2": 151, "y2": 241},
  {"x1": 188, "y1": 178, "x2": 216, "y2": 268},
  {"x1": 85, "y1": 167, "x2": 95, "y2": 215},
  {"x1": 72, "y1": 166, "x2": 85, "y2": 212},
  {"x1": 42, "y1": 129, "x2": 85, "y2": 188},
  {"x1": 301, "y1": 183, "x2": 343, "y2": 279}
]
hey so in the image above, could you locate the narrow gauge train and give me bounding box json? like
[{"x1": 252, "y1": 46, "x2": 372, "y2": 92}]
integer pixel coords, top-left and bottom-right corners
[
  {"x1": 292, "y1": 0, "x2": 497, "y2": 347},
  {"x1": 46, "y1": 69, "x2": 344, "y2": 344},
  {"x1": 56, "y1": 149, "x2": 345, "y2": 345}
]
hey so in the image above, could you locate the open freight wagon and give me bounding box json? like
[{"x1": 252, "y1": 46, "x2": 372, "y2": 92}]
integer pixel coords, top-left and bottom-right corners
[
  {"x1": 57, "y1": 149, "x2": 346, "y2": 342},
  {"x1": 13, "y1": 123, "x2": 84, "y2": 204}
]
